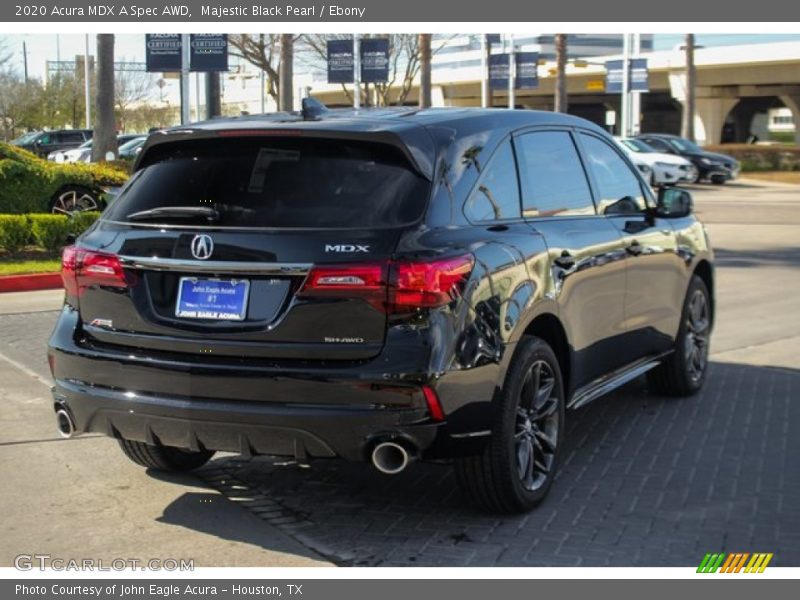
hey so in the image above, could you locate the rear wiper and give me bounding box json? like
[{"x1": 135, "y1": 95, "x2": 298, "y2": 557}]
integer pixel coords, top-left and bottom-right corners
[{"x1": 126, "y1": 206, "x2": 220, "y2": 223}]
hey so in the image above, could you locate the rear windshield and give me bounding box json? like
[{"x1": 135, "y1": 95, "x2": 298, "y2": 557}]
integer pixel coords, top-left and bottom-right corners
[{"x1": 104, "y1": 137, "x2": 430, "y2": 228}]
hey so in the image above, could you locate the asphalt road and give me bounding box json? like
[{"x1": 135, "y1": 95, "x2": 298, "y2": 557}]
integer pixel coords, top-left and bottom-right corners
[{"x1": 0, "y1": 178, "x2": 798, "y2": 567}]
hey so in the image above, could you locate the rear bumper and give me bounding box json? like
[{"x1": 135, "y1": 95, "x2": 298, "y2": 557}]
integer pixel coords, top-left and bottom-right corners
[{"x1": 48, "y1": 307, "x2": 492, "y2": 461}]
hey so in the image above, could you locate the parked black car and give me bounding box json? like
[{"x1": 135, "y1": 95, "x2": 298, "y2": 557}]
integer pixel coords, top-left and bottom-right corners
[
  {"x1": 635, "y1": 133, "x2": 739, "y2": 184},
  {"x1": 48, "y1": 106, "x2": 714, "y2": 513},
  {"x1": 14, "y1": 129, "x2": 93, "y2": 157}
]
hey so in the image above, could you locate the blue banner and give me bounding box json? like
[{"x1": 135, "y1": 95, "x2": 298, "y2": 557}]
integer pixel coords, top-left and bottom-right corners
[
  {"x1": 605, "y1": 58, "x2": 648, "y2": 93},
  {"x1": 360, "y1": 38, "x2": 390, "y2": 83},
  {"x1": 190, "y1": 34, "x2": 228, "y2": 72},
  {"x1": 327, "y1": 38, "x2": 354, "y2": 84},
  {"x1": 145, "y1": 33, "x2": 181, "y2": 72},
  {"x1": 515, "y1": 51, "x2": 539, "y2": 89},
  {"x1": 489, "y1": 53, "x2": 510, "y2": 90}
]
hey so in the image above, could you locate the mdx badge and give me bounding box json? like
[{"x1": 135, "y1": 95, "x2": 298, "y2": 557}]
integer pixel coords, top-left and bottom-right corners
[
  {"x1": 325, "y1": 244, "x2": 370, "y2": 253},
  {"x1": 190, "y1": 234, "x2": 214, "y2": 260}
]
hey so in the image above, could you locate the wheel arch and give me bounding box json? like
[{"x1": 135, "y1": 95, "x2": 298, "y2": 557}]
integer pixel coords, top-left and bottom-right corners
[{"x1": 522, "y1": 313, "x2": 572, "y2": 396}]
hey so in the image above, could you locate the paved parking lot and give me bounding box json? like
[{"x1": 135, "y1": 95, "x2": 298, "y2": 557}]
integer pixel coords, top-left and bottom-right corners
[{"x1": 1, "y1": 179, "x2": 798, "y2": 567}]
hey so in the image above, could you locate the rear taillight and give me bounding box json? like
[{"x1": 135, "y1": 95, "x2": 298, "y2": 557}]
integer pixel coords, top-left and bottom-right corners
[
  {"x1": 298, "y1": 254, "x2": 474, "y2": 314},
  {"x1": 61, "y1": 245, "x2": 128, "y2": 297},
  {"x1": 391, "y1": 255, "x2": 475, "y2": 312}
]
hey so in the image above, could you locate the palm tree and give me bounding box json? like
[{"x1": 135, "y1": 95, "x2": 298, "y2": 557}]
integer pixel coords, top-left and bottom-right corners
[
  {"x1": 92, "y1": 34, "x2": 117, "y2": 162},
  {"x1": 418, "y1": 34, "x2": 432, "y2": 108},
  {"x1": 681, "y1": 33, "x2": 696, "y2": 142},
  {"x1": 278, "y1": 34, "x2": 293, "y2": 112},
  {"x1": 554, "y1": 34, "x2": 568, "y2": 113}
]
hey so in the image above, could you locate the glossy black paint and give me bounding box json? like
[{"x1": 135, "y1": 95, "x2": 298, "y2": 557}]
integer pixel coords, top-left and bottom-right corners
[{"x1": 48, "y1": 108, "x2": 714, "y2": 463}]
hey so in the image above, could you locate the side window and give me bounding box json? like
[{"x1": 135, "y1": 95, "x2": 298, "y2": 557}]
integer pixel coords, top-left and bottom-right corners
[
  {"x1": 515, "y1": 131, "x2": 595, "y2": 218},
  {"x1": 61, "y1": 132, "x2": 85, "y2": 144},
  {"x1": 464, "y1": 140, "x2": 521, "y2": 222},
  {"x1": 579, "y1": 133, "x2": 647, "y2": 215},
  {"x1": 38, "y1": 133, "x2": 51, "y2": 144},
  {"x1": 643, "y1": 137, "x2": 670, "y2": 153}
]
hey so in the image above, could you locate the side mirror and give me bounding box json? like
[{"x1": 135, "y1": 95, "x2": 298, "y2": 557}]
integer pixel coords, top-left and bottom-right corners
[{"x1": 657, "y1": 187, "x2": 693, "y2": 218}]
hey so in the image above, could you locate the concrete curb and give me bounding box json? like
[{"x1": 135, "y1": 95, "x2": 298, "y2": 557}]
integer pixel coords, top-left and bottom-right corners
[{"x1": 0, "y1": 272, "x2": 62, "y2": 293}]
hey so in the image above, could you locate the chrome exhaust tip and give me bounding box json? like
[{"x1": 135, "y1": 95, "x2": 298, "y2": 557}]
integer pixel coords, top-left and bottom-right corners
[
  {"x1": 371, "y1": 441, "x2": 411, "y2": 475},
  {"x1": 55, "y1": 408, "x2": 75, "y2": 439}
]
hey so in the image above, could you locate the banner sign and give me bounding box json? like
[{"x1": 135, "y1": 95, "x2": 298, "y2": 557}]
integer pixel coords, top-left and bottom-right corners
[
  {"x1": 489, "y1": 53, "x2": 510, "y2": 90},
  {"x1": 605, "y1": 58, "x2": 648, "y2": 93},
  {"x1": 327, "y1": 39, "x2": 354, "y2": 84},
  {"x1": 515, "y1": 51, "x2": 539, "y2": 89},
  {"x1": 190, "y1": 34, "x2": 228, "y2": 72},
  {"x1": 146, "y1": 34, "x2": 228, "y2": 72},
  {"x1": 490, "y1": 52, "x2": 539, "y2": 90},
  {"x1": 145, "y1": 33, "x2": 181, "y2": 72},
  {"x1": 360, "y1": 37, "x2": 390, "y2": 83}
]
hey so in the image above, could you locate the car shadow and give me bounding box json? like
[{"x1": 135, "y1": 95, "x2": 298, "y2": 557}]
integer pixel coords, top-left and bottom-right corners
[{"x1": 147, "y1": 361, "x2": 800, "y2": 567}]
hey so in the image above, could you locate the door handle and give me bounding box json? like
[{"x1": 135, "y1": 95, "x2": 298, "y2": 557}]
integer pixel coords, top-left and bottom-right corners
[
  {"x1": 554, "y1": 251, "x2": 576, "y2": 269},
  {"x1": 626, "y1": 240, "x2": 643, "y2": 256}
]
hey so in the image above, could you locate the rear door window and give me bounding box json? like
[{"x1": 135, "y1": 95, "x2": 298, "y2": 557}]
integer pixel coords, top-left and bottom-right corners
[
  {"x1": 104, "y1": 137, "x2": 431, "y2": 229},
  {"x1": 515, "y1": 131, "x2": 595, "y2": 218}
]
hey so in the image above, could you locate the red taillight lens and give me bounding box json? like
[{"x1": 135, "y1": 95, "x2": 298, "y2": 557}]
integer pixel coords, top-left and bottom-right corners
[
  {"x1": 299, "y1": 263, "x2": 388, "y2": 312},
  {"x1": 391, "y1": 254, "x2": 474, "y2": 312},
  {"x1": 61, "y1": 245, "x2": 127, "y2": 297},
  {"x1": 298, "y1": 254, "x2": 474, "y2": 314}
]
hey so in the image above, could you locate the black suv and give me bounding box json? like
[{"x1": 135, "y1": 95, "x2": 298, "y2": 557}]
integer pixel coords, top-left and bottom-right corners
[
  {"x1": 636, "y1": 133, "x2": 739, "y2": 184},
  {"x1": 48, "y1": 106, "x2": 714, "y2": 513},
  {"x1": 15, "y1": 129, "x2": 93, "y2": 157}
]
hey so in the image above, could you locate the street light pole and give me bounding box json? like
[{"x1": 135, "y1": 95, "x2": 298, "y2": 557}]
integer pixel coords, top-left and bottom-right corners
[
  {"x1": 508, "y1": 34, "x2": 515, "y2": 109},
  {"x1": 481, "y1": 34, "x2": 489, "y2": 108},
  {"x1": 621, "y1": 33, "x2": 631, "y2": 137},
  {"x1": 180, "y1": 34, "x2": 191, "y2": 124},
  {"x1": 630, "y1": 33, "x2": 642, "y2": 135},
  {"x1": 353, "y1": 34, "x2": 361, "y2": 110},
  {"x1": 84, "y1": 34, "x2": 91, "y2": 129}
]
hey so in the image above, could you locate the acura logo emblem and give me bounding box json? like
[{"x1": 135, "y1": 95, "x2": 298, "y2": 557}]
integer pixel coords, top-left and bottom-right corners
[{"x1": 190, "y1": 234, "x2": 214, "y2": 260}]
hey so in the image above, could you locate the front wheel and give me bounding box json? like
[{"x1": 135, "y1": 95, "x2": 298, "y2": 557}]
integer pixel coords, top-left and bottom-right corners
[
  {"x1": 454, "y1": 336, "x2": 566, "y2": 513},
  {"x1": 648, "y1": 275, "x2": 712, "y2": 396},
  {"x1": 118, "y1": 439, "x2": 215, "y2": 472}
]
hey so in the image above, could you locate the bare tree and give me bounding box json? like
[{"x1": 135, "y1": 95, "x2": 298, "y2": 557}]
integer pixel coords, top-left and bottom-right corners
[
  {"x1": 228, "y1": 35, "x2": 283, "y2": 107},
  {"x1": 554, "y1": 34, "x2": 568, "y2": 113},
  {"x1": 681, "y1": 33, "x2": 696, "y2": 142},
  {"x1": 0, "y1": 39, "x2": 12, "y2": 70},
  {"x1": 92, "y1": 34, "x2": 117, "y2": 161},
  {"x1": 418, "y1": 34, "x2": 432, "y2": 108},
  {"x1": 114, "y1": 65, "x2": 154, "y2": 131}
]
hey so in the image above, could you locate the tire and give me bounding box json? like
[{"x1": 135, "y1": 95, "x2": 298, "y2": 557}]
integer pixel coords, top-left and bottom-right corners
[
  {"x1": 454, "y1": 336, "x2": 566, "y2": 513},
  {"x1": 50, "y1": 186, "x2": 100, "y2": 215},
  {"x1": 647, "y1": 275, "x2": 712, "y2": 396},
  {"x1": 118, "y1": 439, "x2": 215, "y2": 472}
]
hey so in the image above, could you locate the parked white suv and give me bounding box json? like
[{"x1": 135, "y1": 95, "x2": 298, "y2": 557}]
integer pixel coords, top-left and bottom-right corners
[{"x1": 616, "y1": 138, "x2": 697, "y2": 186}]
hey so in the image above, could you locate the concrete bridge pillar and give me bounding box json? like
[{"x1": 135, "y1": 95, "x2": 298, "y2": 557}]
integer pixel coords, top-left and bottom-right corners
[
  {"x1": 779, "y1": 95, "x2": 800, "y2": 145},
  {"x1": 693, "y1": 97, "x2": 738, "y2": 146}
]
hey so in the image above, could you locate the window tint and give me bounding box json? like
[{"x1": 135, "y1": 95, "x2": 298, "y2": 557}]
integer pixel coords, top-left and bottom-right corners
[
  {"x1": 641, "y1": 137, "x2": 671, "y2": 152},
  {"x1": 60, "y1": 132, "x2": 85, "y2": 143},
  {"x1": 464, "y1": 140, "x2": 520, "y2": 222},
  {"x1": 515, "y1": 131, "x2": 595, "y2": 218},
  {"x1": 104, "y1": 137, "x2": 430, "y2": 229},
  {"x1": 579, "y1": 133, "x2": 646, "y2": 215}
]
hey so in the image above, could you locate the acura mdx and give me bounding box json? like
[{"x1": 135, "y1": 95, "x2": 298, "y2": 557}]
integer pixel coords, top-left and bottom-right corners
[{"x1": 48, "y1": 104, "x2": 714, "y2": 513}]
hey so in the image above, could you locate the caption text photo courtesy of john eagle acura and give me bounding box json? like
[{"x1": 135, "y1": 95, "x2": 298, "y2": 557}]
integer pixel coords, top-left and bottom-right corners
[{"x1": 48, "y1": 102, "x2": 714, "y2": 513}]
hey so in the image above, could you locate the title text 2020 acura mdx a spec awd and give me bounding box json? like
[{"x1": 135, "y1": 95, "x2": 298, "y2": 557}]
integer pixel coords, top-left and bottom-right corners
[{"x1": 48, "y1": 104, "x2": 714, "y2": 513}]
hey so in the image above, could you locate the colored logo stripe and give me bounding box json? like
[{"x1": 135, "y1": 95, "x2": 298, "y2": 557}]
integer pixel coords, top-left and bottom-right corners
[{"x1": 697, "y1": 553, "x2": 773, "y2": 573}]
